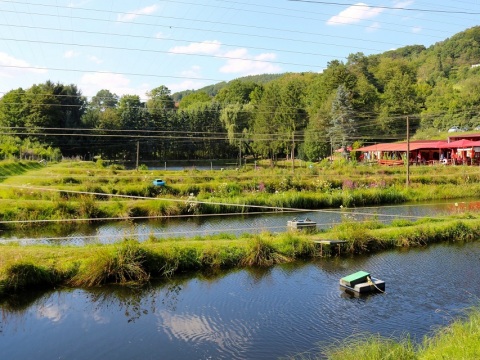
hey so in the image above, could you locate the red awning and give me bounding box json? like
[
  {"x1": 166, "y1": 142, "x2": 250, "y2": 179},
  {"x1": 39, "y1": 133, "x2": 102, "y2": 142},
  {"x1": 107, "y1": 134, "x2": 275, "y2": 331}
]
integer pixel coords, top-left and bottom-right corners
[
  {"x1": 440, "y1": 139, "x2": 478, "y2": 148},
  {"x1": 356, "y1": 140, "x2": 448, "y2": 152}
]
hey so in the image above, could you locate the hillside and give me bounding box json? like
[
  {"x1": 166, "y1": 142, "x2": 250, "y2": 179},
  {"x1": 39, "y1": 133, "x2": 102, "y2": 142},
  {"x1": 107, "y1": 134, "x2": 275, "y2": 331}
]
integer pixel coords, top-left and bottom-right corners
[
  {"x1": 172, "y1": 73, "x2": 284, "y2": 101},
  {"x1": 1, "y1": 26, "x2": 480, "y2": 163}
]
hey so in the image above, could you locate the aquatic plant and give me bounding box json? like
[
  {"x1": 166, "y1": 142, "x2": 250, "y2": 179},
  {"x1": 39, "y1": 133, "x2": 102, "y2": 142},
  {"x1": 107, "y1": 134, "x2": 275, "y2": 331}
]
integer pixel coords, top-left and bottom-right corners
[{"x1": 241, "y1": 235, "x2": 291, "y2": 266}]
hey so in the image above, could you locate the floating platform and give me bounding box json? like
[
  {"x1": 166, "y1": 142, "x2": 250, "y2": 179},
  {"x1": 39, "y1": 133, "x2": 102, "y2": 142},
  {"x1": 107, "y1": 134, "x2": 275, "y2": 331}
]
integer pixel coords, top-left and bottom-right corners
[
  {"x1": 339, "y1": 271, "x2": 385, "y2": 294},
  {"x1": 287, "y1": 218, "x2": 316, "y2": 229}
]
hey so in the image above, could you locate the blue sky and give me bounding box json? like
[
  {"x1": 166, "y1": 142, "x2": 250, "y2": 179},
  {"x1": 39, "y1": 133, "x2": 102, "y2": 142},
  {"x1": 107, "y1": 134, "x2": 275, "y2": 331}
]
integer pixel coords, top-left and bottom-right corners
[{"x1": 0, "y1": 0, "x2": 479, "y2": 100}]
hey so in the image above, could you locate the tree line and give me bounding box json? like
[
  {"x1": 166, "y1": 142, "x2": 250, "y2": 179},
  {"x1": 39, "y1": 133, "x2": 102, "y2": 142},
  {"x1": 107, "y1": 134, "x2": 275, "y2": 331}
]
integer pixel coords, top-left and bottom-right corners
[{"x1": 1, "y1": 26, "x2": 480, "y2": 163}]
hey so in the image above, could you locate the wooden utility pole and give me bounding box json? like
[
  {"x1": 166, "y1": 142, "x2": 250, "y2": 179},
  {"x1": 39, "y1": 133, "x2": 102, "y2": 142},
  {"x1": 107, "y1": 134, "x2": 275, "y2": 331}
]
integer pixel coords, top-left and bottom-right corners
[
  {"x1": 406, "y1": 116, "x2": 410, "y2": 187},
  {"x1": 136, "y1": 141, "x2": 139, "y2": 170},
  {"x1": 239, "y1": 139, "x2": 242, "y2": 168},
  {"x1": 291, "y1": 132, "x2": 295, "y2": 173}
]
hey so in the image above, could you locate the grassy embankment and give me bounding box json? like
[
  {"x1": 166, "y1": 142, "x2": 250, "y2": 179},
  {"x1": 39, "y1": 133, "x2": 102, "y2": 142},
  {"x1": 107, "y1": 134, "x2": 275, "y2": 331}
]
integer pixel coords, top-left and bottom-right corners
[
  {"x1": 2, "y1": 159, "x2": 480, "y2": 228},
  {"x1": 1, "y1": 211, "x2": 479, "y2": 296},
  {"x1": 321, "y1": 304, "x2": 480, "y2": 359}
]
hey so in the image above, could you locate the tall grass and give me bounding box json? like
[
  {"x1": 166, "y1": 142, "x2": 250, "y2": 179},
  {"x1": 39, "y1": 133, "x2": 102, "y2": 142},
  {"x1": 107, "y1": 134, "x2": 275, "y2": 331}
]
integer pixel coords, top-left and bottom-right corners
[
  {"x1": 1, "y1": 262, "x2": 67, "y2": 293},
  {"x1": 324, "y1": 334, "x2": 417, "y2": 360},
  {"x1": 418, "y1": 306, "x2": 480, "y2": 359},
  {"x1": 241, "y1": 235, "x2": 292, "y2": 266},
  {"x1": 322, "y1": 306, "x2": 480, "y2": 360},
  {"x1": 70, "y1": 240, "x2": 150, "y2": 286}
]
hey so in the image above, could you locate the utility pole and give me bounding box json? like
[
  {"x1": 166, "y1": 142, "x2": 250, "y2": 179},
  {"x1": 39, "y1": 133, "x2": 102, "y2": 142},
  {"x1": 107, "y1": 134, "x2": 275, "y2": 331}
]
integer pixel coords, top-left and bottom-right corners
[
  {"x1": 406, "y1": 116, "x2": 410, "y2": 187},
  {"x1": 136, "y1": 140, "x2": 139, "y2": 171},
  {"x1": 239, "y1": 139, "x2": 242, "y2": 168},
  {"x1": 291, "y1": 131, "x2": 295, "y2": 173}
]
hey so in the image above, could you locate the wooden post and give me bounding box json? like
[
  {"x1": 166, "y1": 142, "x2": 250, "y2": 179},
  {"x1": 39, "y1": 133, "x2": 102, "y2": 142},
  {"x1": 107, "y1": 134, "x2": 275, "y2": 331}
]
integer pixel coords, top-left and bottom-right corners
[
  {"x1": 136, "y1": 141, "x2": 139, "y2": 171},
  {"x1": 406, "y1": 116, "x2": 410, "y2": 187}
]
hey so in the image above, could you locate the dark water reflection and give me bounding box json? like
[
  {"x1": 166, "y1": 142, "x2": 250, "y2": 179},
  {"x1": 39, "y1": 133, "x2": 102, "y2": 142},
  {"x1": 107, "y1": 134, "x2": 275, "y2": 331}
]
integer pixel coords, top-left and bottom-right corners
[
  {"x1": 2, "y1": 200, "x2": 479, "y2": 245},
  {"x1": 2, "y1": 241, "x2": 480, "y2": 359}
]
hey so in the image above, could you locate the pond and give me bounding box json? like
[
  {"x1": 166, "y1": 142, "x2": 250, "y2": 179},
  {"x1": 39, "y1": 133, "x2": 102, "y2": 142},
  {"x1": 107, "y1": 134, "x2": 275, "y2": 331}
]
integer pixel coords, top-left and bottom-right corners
[
  {"x1": 1, "y1": 200, "x2": 478, "y2": 245},
  {"x1": 2, "y1": 241, "x2": 480, "y2": 359}
]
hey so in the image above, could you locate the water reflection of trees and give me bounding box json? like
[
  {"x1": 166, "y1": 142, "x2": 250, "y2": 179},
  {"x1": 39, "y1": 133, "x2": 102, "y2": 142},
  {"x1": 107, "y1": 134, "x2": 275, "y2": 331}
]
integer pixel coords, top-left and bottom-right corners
[
  {"x1": 0, "y1": 268, "x2": 240, "y2": 325},
  {"x1": 0, "y1": 261, "x2": 334, "y2": 327}
]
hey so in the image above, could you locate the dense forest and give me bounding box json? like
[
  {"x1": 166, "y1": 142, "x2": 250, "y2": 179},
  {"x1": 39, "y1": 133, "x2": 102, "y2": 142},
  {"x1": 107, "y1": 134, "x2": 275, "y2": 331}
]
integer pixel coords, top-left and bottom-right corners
[{"x1": 1, "y1": 26, "x2": 480, "y2": 164}]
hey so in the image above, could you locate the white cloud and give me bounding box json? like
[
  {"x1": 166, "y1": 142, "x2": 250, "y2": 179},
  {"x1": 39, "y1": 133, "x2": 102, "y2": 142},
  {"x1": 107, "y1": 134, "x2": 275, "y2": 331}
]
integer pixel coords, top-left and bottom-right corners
[
  {"x1": 167, "y1": 79, "x2": 208, "y2": 93},
  {"x1": 117, "y1": 5, "x2": 158, "y2": 22},
  {"x1": 157, "y1": 310, "x2": 254, "y2": 351},
  {"x1": 64, "y1": 50, "x2": 80, "y2": 59},
  {"x1": 155, "y1": 32, "x2": 170, "y2": 39},
  {"x1": 220, "y1": 49, "x2": 281, "y2": 75},
  {"x1": 180, "y1": 65, "x2": 201, "y2": 78},
  {"x1": 412, "y1": 26, "x2": 422, "y2": 33},
  {"x1": 80, "y1": 72, "x2": 149, "y2": 97},
  {"x1": 87, "y1": 55, "x2": 103, "y2": 64},
  {"x1": 0, "y1": 52, "x2": 47, "y2": 78},
  {"x1": 169, "y1": 41, "x2": 222, "y2": 55},
  {"x1": 393, "y1": 0, "x2": 415, "y2": 8},
  {"x1": 67, "y1": 0, "x2": 93, "y2": 7},
  {"x1": 327, "y1": 3, "x2": 384, "y2": 25},
  {"x1": 367, "y1": 22, "x2": 381, "y2": 32},
  {"x1": 36, "y1": 303, "x2": 69, "y2": 323}
]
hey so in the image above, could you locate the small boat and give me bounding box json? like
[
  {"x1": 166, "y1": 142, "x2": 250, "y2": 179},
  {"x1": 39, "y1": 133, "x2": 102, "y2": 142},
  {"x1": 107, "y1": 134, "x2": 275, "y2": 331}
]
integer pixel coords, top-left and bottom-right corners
[
  {"x1": 339, "y1": 271, "x2": 385, "y2": 294},
  {"x1": 287, "y1": 217, "x2": 316, "y2": 230}
]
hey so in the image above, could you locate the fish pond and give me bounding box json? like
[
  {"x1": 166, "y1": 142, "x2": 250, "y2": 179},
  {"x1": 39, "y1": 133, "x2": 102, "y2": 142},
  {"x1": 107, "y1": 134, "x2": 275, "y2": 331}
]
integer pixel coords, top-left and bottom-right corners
[
  {"x1": 2, "y1": 241, "x2": 480, "y2": 359},
  {"x1": 1, "y1": 200, "x2": 478, "y2": 245}
]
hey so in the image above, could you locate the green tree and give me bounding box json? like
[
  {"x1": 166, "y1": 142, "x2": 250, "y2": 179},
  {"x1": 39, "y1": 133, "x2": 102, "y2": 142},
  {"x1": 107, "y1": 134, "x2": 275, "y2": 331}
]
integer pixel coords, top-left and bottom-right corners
[
  {"x1": 0, "y1": 88, "x2": 27, "y2": 129},
  {"x1": 90, "y1": 89, "x2": 119, "y2": 111},
  {"x1": 214, "y1": 80, "x2": 261, "y2": 104},
  {"x1": 146, "y1": 85, "x2": 175, "y2": 112},
  {"x1": 378, "y1": 73, "x2": 419, "y2": 135},
  {"x1": 220, "y1": 103, "x2": 254, "y2": 159},
  {"x1": 178, "y1": 92, "x2": 211, "y2": 109},
  {"x1": 328, "y1": 84, "x2": 356, "y2": 150}
]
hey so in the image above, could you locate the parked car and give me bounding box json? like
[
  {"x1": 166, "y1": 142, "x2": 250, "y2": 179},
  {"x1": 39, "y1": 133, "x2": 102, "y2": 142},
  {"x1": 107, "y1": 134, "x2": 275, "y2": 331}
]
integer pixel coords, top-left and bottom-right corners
[
  {"x1": 152, "y1": 179, "x2": 166, "y2": 186},
  {"x1": 474, "y1": 125, "x2": 480, "y2": 131},
  {"x1": 448, "y1": 126, "x2": 462, "y2": 133}
]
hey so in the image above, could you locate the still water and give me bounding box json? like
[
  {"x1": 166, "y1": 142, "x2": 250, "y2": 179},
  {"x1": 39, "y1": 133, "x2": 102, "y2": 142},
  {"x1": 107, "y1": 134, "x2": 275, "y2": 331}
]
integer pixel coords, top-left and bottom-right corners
[
  {"x1": 2, "y1": 241, "x2": 480, "y2": 359},
  {"x1": 1, "y1": 200, "x2": 477, "y2": 245}
]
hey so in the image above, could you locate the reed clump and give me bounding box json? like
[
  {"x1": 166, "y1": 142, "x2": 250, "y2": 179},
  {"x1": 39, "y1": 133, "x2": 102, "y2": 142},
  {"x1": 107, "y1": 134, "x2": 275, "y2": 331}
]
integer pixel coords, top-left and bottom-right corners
[
  {"x1": 241, "y1": 235, "x2": 292, "y2": 266},
  {"x1": 1, "y1": 262, "x2": 66, "y2": 292},
  {"x1": 70, "y1": 240, "x2": 150, "y2": 287}
]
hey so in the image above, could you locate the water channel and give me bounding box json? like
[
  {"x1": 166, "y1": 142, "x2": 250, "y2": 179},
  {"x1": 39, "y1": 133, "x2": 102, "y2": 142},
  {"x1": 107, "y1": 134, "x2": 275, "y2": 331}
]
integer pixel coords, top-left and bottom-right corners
[
  {"x1": 1, "y1": 199, "x2": 478, "y2": 245},
  {"x1": 2, "y1": 241, "x2": 480, "y2": 359}
]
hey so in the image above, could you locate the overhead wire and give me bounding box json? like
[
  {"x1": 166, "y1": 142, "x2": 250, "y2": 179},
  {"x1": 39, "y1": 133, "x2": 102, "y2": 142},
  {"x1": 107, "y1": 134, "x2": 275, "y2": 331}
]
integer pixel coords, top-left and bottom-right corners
[
  {"x1": 287, "y1": 0, "x2": 480, "y2": 15},
  {"x1": 0, "y1": 0, "x2": 461, "y2": 39}
]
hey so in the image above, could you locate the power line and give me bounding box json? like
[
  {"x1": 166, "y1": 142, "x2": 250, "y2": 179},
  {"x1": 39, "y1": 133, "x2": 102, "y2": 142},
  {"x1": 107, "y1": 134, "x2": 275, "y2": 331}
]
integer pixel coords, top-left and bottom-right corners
[
  {"x1": 0, "y1": 36, "x2": 326, "y2": 69},
  {"x1": 287, "y1": 0, "x2": 480, "y2": 15},
  {"x1": 0, "y1": 0, "x2": 457, "y2": 40},
  {"x1": 0, "y1": 22, "x2": 388, "y2": 56}
]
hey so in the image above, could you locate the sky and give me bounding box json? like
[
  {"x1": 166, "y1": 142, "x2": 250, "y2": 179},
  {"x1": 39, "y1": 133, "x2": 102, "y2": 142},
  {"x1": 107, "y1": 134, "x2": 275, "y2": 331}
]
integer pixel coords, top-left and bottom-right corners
[{"x1": 0, "y1": 0, "x2": 479, "y2": 101}]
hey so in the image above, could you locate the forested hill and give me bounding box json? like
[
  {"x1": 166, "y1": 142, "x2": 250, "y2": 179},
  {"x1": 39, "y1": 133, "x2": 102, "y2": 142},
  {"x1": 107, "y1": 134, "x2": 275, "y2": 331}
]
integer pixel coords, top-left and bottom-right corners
[
  {"x1": 172, "y1": 73, "x2": 284, "y2": 101},
  {"x1": 1, "y1": 26, "x2": 480, "y2": 163}
]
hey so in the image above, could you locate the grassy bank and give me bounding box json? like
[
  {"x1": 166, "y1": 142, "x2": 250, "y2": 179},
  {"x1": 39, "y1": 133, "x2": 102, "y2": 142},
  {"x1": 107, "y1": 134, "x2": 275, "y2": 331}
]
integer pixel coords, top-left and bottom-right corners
[
  {"x1": 1, "y1": 213, "x2": 480, "y2": 297},
  {"x1": 2, "y1": 160, "x2": 480, "y2": 228},
  {"x1": 322, "y1": 305, "x2": 480, "y2": 359}
]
